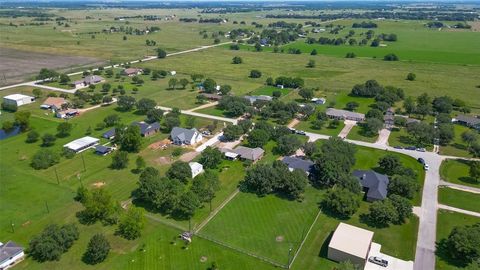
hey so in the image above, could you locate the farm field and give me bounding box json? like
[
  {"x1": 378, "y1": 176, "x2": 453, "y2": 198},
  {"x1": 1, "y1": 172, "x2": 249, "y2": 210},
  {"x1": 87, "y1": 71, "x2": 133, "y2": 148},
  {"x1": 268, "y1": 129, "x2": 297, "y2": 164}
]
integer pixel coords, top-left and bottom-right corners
[
  {"x1": 132, "y1": 47, "x2": 480, "y2": 112},
  {"x1": 231, "y1": 20, "x2": 480, "y2": 66},
  {"x1": 440, "y1": 159, "x2": 480, "y2": 188},
  {"x1": 438, "y1": 187, "x2": 480, "y2": 213},
  {"x1": 436, "y1": 210, "x2": 480, "y2": 270}
]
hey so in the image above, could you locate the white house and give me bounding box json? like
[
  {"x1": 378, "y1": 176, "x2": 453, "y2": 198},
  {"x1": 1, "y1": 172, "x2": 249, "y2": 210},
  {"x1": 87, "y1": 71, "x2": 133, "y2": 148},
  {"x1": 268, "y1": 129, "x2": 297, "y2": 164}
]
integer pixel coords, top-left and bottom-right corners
[
  {"x1": 64, "y1": 136, "x2": 99, "y2": 153},
  {"x1": 189, "y1": 162, "x2": 204, "y2": 178},
  {"x1": 2, "y1": 94, "x2": 34, "y2": 107},
  {"x1": 170, "y1": 127, "x2": 203, "y2": 145},
  {"x1": 0, "y1": 241, "x2": 25, "y2": 270}
]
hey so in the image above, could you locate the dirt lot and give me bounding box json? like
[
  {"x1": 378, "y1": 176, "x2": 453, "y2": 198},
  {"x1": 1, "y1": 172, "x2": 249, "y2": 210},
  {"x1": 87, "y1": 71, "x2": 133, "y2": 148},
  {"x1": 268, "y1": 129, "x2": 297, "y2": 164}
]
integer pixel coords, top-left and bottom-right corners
[{"x1": 0, "y1": 47, "x2": 103, "y2": 85}]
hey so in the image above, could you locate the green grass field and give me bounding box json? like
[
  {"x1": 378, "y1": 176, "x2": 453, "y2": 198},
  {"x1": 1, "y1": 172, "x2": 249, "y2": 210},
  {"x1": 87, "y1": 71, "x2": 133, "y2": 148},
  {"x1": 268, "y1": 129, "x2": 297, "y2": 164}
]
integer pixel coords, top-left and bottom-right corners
[
  {"x1": 346, "y1": 125, "x2": 378, "y2": 143},
  {"x1": 438, "y1": 187, "x2": 480, "y2": 213},
  {"x1": 199, "y1": 187, "x2": 321, "y2": 265},
  {"x1": 231, "y1": 20, "x2": 480, "y2": 66},
  {"x1": 436, "y1": 210, "x2": 480, "y2": 270},
  {"x1": 440, "y1": 159, "x2": 480, "y2": 188},
  {"x1": 439, "y1": 124, "x2": 474, "y2": 158}
]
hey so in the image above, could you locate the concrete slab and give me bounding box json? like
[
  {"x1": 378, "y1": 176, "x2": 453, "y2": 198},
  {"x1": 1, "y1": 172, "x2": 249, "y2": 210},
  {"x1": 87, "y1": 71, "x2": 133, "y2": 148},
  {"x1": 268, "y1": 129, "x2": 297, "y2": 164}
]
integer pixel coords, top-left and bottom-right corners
[{"x1": 364, "y1": 243, "x2": 413, "y2": 270}]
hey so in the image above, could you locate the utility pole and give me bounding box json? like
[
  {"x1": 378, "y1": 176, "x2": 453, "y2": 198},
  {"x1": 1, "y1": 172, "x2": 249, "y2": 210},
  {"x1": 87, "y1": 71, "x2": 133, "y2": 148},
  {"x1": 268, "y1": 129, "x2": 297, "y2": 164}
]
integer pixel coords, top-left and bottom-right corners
[
  {"x1": 81, "y1": 152, "x2": 86, "y2": 172},
  {"x1": 10, "y1": 221, "x2": 15, "y2": 233},
  {"x1": 45, "y1": 201, "x2": 50, "y2": 213}
]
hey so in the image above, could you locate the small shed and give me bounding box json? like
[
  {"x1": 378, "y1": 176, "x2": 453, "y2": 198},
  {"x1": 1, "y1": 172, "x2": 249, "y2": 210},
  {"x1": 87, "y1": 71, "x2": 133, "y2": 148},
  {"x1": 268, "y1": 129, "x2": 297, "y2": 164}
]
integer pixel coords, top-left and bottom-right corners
[
  {"x1": 95, "y1": 145, "x2": 113, "y2": 156},
  {"x1": 189, "y1": 162, "x2": 204, "y2": 178}
]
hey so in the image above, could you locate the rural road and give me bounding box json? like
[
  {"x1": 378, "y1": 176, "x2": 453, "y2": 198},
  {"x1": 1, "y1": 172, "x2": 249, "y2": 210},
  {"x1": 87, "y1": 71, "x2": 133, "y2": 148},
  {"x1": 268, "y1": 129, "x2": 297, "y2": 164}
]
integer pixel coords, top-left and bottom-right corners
[{"x1": 439, "y1": 180, "x2": 480, "y2": 194}]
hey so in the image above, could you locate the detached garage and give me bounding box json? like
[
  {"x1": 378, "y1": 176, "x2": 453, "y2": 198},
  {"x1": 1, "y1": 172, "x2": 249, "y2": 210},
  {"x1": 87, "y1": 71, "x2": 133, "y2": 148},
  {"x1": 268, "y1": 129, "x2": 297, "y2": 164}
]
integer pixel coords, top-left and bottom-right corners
[
  {"x1": 328, "y1": 223, "x2": 374, "y2": 267},
  {"x1": 3, "y1": 94, "x2": 35, "y2": 107},
  {"x1": 64, "y1": 136, "x2": 99, "y2": 153}
]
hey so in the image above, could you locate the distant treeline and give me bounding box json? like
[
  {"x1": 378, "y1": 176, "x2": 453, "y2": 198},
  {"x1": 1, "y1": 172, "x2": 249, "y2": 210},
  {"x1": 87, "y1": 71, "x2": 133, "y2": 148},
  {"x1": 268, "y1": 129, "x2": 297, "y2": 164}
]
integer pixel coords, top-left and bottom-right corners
[
  {"x1": 352, "y1": 21, "x2": 377, "y2": 28},
  {"x1": 268, "y1": 21, "x2": 302, "y2": 29},
  {"x1": 201, "y1": 8, "x2": 268, "y2": 13},
  {"x1": 199, "y1": 18, "x2": 226, "y2": 23},
  {"x1": 266, "y1": 11, "x2": 477, "y2": 21},
  {"x1": 179, "y1": 18, "x2": 198, "y2": 22},
  {"x1": 0, "y1": 10, "x2": 54, "y2": 18}
]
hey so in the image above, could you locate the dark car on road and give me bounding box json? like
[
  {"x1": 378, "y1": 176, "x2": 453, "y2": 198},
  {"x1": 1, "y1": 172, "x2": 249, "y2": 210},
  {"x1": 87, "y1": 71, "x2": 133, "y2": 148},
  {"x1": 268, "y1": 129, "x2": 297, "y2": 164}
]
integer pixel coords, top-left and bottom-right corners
[
  {"x1": 418, "y1": 158, "x2": 425, "y2": 164},
  {"x1": 394, "y1": 146, "x2": 403, "y2": 149},
  {"x1": 405, "y1": 146, "x2": 416, "y2": 150}
]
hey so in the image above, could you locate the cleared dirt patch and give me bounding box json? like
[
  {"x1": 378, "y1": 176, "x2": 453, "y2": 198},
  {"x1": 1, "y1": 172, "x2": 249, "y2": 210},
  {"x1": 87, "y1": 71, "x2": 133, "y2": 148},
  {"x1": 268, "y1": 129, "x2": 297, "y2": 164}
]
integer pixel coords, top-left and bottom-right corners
[
  {"x1": 155, "y1": 156, "x2": 173, "y2": 165},
  {"x1": 92, "y1": 181, "x2": 106, "y2": 188},
  {"x1": 0, "y1": 47, "x2": 103, "y2": 86},
  {"x1": 148, "y1": 139, "x2": 171, "y2": 150}
]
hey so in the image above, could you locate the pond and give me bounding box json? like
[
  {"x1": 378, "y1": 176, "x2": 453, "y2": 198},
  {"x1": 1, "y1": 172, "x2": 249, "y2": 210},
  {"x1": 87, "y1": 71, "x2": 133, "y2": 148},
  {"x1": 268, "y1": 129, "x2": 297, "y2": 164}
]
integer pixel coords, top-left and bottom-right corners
[{"x1": 0, "y1": 126, "x2": 21, "y2": 140}]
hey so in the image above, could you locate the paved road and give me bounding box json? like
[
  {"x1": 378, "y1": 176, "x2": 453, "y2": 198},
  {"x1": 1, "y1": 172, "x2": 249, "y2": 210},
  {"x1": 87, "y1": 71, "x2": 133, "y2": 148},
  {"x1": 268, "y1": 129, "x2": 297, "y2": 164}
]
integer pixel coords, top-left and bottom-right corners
[
  {"x1": 157, "y1": 105, "x2": 237, "y2": 124},
  {"x1": 438, "y1": 204, "x2": 480, "y2": 218},
  {"x1": 196, "y1": 132, "x2": 223, "y2": 152},
  {"x1": 439, "y1": 180, "x2": 480, "y2": 194},
  {"x1": 338, "y1": 120, "x2": 356, "y2": 138}
]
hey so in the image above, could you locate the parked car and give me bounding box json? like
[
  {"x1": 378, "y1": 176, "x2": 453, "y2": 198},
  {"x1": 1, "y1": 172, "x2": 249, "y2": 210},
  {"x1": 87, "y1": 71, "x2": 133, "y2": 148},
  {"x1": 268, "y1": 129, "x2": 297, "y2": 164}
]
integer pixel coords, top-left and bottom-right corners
[
  {"x1": 289, "y1": 128, "x2": 296, "y2": 134},
  {"x1": 369, "y1": 256, "x2": 388, "y2": 267},
  {"x1": 394, "y1": 146, "x2": 403, "y2": 149},
  {"x1": 418, "y1": 158, "x2": 425, "y2": 164},
  {"x1": 416, "y1": 148, "x2": 426, "y2": 152},
  {"x1": 295, "y1": 130, "x2": 306, "y2": 135},
  {"x1": 424, "y1": 164, "x2": 429, "y2": 171},
  {"x1": 405, "y1": 146, "x2": 416, "y2": 150}
]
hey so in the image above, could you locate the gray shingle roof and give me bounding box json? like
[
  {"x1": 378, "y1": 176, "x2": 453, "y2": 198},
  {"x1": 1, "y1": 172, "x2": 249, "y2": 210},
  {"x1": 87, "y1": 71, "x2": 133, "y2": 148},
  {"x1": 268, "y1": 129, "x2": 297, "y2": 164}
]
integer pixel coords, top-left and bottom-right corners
[
  {"x1": 102, "y1": 128, "x2": 116, "y2": 139},
  {"x1": 282, "y1": 156, "x2": 314, "y2": 173},
  {"x1": 326, "y1": 108, "x2": 365, "y2": 120},
  {"x1": 0, "y1": 241, "x2": 23, "y2": 264},
  {"x1": 244, "y1": 95, "x2": 273, "y2": 104},
  {"x1": 353, "y1": 170, "x2": 389, "y2": 201},
  {"x1": 170, "y1": 127, "x2": 199, "y2": 142},
  {"x1": 456, "y1": 114, "x2": 480, "y2": 126},
  {"x1": 132, "y1": 121, "x2": 160, "y2": 135},
  {"x1": 233, "y1": 146, "x2": 264, "y2": 161}
]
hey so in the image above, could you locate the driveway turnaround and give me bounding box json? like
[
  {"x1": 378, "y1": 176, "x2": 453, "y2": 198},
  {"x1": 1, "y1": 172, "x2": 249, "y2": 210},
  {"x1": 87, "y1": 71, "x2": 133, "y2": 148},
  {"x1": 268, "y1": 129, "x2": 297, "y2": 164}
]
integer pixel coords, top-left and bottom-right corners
[
  {"x1": 365, "y1": 243, "x2": 414, "y2": 270},
  {"x1": 338, "y1": 120, "x2": 356, "y2": 138}
]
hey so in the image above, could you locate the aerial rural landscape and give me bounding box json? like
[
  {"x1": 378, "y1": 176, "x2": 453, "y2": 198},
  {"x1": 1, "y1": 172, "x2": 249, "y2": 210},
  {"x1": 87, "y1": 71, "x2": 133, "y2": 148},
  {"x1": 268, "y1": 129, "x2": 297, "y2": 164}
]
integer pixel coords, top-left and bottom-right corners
[{"x1": 0, "y1": 1, "x2": 479, "y2": 270}]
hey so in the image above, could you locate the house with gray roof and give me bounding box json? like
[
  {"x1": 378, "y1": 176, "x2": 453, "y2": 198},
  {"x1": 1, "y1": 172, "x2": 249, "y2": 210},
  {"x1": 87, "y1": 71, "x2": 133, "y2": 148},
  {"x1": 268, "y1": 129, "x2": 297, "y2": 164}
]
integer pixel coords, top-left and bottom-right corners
[
  {"x1": 244, "y1": 95, "x2": 273, "y2": 105},
  {"x1": 72, "y1": 75, "x2": 104, "y2": 87},
  {"x1": 281, "y1": 156, "x2": 314, "y2": 175},
  {"x1": 353, "y1": 170, "x2": 389, "y2": 202},
  {"x1": 326, "y1": 108, "x2": 365, "y2": 122},
  {"x1": 232, "y1": 146, "x2": 264, "y2": 162},
  {"x1": 170, "y1": 127, "x2": 203, "y2": 145},
  {"x1": 0, "y1": 241, "x2": 25, "y2": 269},
  {"x1": 102, "y1": 128, "x2": 116, "y2": 140},
  {"x1": 132, "y1": 121, "x2": 160, "y2": 137},
  {"x1": 454, "y1": 114, "x2": 480, "y2": 130}
]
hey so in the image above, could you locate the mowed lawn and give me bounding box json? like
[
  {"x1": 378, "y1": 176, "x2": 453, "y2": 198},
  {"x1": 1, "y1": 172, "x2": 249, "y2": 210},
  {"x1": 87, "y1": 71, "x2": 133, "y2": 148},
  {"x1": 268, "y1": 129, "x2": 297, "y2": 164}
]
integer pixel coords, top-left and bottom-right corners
[
  {"x1": 440, "y1": 159, "x2": 480, "y2": 188},
  {"x1": 346, "y1": 125, "x2": 378, "y2": 143},
  {"x1": 436, "y1": 210, "x2": 480, "y2": 270},
  {"x1": 438, "y1": 187, "x2": 480, "y2": 213},
  {"x1": 199, "y1": 186, "x2": 321, "y2": 264},
  {"x1": 439, "y1": 124, "x2": 474, "y2": 158}
]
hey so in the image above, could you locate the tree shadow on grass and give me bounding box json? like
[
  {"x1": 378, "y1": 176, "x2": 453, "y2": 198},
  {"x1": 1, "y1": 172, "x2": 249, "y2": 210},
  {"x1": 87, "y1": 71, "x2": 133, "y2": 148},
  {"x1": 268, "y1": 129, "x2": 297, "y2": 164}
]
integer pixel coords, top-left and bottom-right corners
[
  {"x1": 435, "y1": 239, "x2": 470, "y2": 268},
  {"x1": 359, "y1": 213, "x2": 390, "y2": 229},
  {"x1": 451, "y1": 143, "x2": 468, "y2": 151}
]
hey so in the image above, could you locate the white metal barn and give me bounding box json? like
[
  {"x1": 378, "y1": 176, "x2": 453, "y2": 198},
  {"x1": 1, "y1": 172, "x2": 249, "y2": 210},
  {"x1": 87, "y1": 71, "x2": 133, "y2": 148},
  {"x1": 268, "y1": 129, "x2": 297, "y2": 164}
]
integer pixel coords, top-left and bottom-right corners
[
  {"x1": 63, "y1": 136, "x2": 100, "y2": 153},
  {"x1": 3, "y1": 94, "x2": 35, "y2": 107}
]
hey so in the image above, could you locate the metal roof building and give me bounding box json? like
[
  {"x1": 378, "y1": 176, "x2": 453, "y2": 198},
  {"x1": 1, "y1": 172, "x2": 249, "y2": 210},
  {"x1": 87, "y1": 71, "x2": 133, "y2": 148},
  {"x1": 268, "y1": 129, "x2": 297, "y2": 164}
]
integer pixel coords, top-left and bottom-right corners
[
  {"x1": 64, "y1": 136, "x2": 100, "y2": 153},
  {"x1": 328, "y1": 223, "x2": 374, "y2": 267}
]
